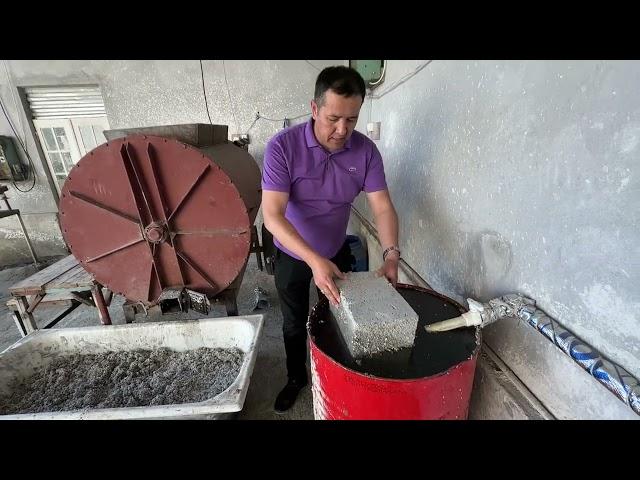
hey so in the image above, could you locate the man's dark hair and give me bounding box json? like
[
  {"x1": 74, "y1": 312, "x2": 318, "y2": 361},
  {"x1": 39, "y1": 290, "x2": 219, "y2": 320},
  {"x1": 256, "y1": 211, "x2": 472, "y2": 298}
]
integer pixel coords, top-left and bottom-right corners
[{"x1": 314, "y1": 66, "x2": 366, "y2": 107}]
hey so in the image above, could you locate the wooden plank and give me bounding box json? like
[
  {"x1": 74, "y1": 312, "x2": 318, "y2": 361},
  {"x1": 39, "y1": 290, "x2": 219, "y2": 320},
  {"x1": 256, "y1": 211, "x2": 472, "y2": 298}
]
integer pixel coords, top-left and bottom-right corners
[
  {"x1": 9, "y1": 255, "x2": 79, "y2": 295},
  {"x1": 12, "y1": 312, "x2": 27, "y2": 337},
  {"x1": 36, "y1": 299, "x2": 74, "y2": 309},
  {"x1": 26, "y1": 294, "x2": 45, "y2": 314},
  {"x1": 69, "y1": 265, "x2": 93, "y2": 284},
  {"x1": 73, "y1": 269, "x2": 94, "y2": 285},
  {"x1": 45, "y1": 264, "x2": 85, "y2": 289},
  {"x1": 70, "y1": 292, "x2": 95, "y2": 308},
  {"x1": 53, "y1": 266, "x2": 94, "y2": 289},
  {"x1": 45, "y1": 263, "x2": 93, "y2": 290},
  {"x1": 9, "y1": 290, "x2": 79, "y2": 308},
  {"x1": 12, "y1": 254, "x2": 78, "y2": 291},
  {"x1": 41, "y1": 290, "x2": 82, "y2": 303},
  {"x1": 45, "y1": 287, "x2": 92, "y2": 294}
]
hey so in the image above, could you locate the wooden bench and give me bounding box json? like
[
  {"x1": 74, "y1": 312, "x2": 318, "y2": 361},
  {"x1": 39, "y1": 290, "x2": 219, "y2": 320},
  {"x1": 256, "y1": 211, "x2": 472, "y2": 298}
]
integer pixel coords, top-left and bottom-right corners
[{"x1": 7, "y1": 254, "x2": 113, "y2": 336}]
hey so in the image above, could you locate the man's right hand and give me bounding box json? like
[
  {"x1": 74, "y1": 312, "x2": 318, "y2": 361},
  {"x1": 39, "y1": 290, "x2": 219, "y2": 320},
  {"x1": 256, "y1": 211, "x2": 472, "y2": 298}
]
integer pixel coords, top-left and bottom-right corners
[{"x1": 309, "y1": 257, "x2": 346, "y2": 307}]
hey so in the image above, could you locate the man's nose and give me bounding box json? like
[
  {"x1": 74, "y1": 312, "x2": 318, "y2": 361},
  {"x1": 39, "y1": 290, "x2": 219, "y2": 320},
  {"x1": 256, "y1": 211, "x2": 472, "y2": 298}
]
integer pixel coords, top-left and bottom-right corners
[{"x1": 336, "y1": 120, "x2": 348, "y2": 136}]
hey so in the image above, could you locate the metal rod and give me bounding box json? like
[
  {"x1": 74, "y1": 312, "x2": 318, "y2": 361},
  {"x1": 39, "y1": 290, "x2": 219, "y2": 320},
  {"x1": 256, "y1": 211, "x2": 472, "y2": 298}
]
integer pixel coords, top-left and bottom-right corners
[
  {"x1": 119, "y1": 143, "x2": 149, "y2": 225},
  {"x1": 125, "y1": 142, "x2": 156, "y2": 222},
  {"x1": 91, "y1": 285, "x2": 112, "y2": 325},
  {"x1": 350, "y1": 206, "x2": 432, "y2": 290},
  {"x1": 145, "y1": 142, "x2": 169, "y2": 222},
  {"x1": 145, "y1": 142, "x2": 185, "y2": 286},
  {"x1": 176, "y1": 250, "x2": 217, "y2": 290},
  {"x1": 146, "y1": 261, "x2": 154, "y2": 303},
  {"x1": 173, "y1": 228, "x2": 246, "y2": 236},
  {"x1": 121, "y1": 143, "x2": 171, "y2": 298},
  {"x1": 69, "y1": 190, "x2": 140, "y2": 224},
  {"x1": 42, "y1": 301, "x2": 81, "y2": 330},
  {"x1": 16, "y1": 211, "x2": 39, "y2": 266},
  {"x1": 150, "y1": 242, "x2": 165, "y2": 292},
  {"x1": 165, "y1": 241, "x2": 186, "y2": 286},
  {"x1": 167, "y1": 163, "x2": 210, "y2": 222},
  {"x1": 85, "y1": 237, "x2": 145, "y2": 263}
]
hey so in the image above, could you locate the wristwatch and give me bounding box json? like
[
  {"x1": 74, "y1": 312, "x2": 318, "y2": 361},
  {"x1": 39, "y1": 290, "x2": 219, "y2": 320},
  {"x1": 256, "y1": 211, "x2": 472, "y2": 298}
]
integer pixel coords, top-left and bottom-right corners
[{"x1": 382, "y1": 245, "x2": 401, "y2": 261}]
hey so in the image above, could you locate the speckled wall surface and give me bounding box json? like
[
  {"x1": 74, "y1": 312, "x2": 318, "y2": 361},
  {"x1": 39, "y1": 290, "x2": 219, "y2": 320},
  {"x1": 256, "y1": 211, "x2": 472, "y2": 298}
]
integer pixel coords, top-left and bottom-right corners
[{"x1": 353, "y1": 60, "x2": 639, "y2": 386}]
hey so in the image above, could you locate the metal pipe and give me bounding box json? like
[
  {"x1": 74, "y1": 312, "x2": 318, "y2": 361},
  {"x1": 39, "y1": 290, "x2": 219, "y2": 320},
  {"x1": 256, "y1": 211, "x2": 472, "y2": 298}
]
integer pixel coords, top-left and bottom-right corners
[
  {"x1": 91, "y1": 285, "x2": 112, "y2": 325},
  {"x1": 16, "y1": 211, "x2": 39, "y2": 266},
  {"x1": 350, "y1": 206, "x2": 432, "y2": 289},
  {"x1": 429, "y1": 293, "x2": 640, "y2": 417}
]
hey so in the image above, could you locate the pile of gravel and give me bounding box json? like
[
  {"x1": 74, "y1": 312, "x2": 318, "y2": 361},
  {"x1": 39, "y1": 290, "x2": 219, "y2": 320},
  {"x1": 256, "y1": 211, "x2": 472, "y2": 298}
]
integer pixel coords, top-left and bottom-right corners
[{"x1": 0, "y1": 347, "x2": 244, "y2": 415}]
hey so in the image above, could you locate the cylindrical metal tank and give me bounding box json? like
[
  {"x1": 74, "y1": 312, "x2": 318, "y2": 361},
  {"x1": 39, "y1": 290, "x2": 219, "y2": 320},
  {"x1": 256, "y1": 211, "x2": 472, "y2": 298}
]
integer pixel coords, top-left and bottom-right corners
[
  {"x1": 58, "y1": 132, "x2": 261, "y2": 306},
  {"x1": 308, "y1": 284, "x2": 480, "y2": 420}
]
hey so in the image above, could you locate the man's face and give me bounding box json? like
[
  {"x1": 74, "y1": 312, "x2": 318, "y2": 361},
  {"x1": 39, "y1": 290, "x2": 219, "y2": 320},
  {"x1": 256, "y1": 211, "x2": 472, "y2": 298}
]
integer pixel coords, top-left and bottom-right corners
[{"x1": 311, "y1": 89, "x2": 363, "y2": 152}]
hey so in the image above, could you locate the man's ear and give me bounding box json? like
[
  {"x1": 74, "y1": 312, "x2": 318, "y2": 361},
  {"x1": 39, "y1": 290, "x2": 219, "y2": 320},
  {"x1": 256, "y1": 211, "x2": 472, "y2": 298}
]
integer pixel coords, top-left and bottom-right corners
[{"x1": 311, "y1": 100, "x2": 318, "y2": 120}]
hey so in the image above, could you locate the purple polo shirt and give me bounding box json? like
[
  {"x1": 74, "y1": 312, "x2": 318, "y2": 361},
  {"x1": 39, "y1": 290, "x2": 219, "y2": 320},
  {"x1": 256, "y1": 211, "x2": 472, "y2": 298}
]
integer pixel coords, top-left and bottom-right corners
[{"x1": 262, "y1": 118, "x2": 387, "y2": 261}]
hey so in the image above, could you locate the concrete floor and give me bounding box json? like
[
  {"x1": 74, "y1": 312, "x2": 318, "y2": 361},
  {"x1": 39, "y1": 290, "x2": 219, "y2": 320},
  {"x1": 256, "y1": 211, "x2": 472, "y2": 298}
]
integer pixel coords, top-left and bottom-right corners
[{"x1": 0, "y1": 254, "x2": 315, "y2": 420}]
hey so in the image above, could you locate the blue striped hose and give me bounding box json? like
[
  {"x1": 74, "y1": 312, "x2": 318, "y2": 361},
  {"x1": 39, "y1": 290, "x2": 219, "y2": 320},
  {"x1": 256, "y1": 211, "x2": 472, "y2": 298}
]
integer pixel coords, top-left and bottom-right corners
[{"x1": 484, "y1": 294, "x2": 640, "y2": 416}]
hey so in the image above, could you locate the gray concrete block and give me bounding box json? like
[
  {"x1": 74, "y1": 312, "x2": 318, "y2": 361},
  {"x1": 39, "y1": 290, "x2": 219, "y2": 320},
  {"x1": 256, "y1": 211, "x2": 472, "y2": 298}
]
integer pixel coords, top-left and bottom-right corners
[{"x1": 330, "y1": 272, "x2": 419, "y2": 359}]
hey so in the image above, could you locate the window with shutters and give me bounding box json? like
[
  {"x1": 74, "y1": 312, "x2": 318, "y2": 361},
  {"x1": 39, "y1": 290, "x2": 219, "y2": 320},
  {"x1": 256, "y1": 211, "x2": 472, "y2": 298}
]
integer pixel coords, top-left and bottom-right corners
[{"x1": 25, "y1": 85, "x2": 110, "y2": 195}]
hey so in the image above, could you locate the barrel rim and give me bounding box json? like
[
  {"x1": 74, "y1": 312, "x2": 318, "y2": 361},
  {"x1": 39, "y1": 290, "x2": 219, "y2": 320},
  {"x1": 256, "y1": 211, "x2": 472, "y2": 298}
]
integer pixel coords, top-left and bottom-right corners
[{"x1": 308, "y1": 283, "x2": 482, "y2": 383}]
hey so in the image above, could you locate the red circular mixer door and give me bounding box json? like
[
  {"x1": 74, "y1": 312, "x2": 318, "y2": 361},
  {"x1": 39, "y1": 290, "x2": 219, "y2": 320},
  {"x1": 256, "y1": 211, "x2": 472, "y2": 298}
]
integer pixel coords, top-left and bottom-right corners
[{"x1": 59, "y1": 135, "x2": 251, "y2": 305}]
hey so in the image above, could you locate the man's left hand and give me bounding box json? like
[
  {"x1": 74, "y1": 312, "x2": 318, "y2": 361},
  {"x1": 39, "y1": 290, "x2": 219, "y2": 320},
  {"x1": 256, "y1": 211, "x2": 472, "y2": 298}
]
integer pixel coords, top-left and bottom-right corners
[{"x1": 376, "y1": 256, "x2": 399, "y2": 287}]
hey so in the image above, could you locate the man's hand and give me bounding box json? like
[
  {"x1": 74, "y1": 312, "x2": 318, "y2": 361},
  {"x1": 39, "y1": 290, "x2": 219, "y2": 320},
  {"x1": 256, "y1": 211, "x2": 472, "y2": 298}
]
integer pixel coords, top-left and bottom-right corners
[
  {"x1": 310, "y1": 257, "x2": 346, "y2": 306},
  {"x1": 376, "y1": 255, "x2": 399, "y2": 287}
]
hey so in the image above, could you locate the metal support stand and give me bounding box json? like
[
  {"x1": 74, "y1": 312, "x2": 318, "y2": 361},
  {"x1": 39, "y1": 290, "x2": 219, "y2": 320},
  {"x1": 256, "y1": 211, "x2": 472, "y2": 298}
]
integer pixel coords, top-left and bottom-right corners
[
  {"x1": 249, "y1": 224, "x2": 264, "y2": 271},
  {"x1": 91, "y1": 284, "x2": 112, "y2": 325},
  {"x1": 0, "y1": 184, "x2": 39, "y2": 267}
]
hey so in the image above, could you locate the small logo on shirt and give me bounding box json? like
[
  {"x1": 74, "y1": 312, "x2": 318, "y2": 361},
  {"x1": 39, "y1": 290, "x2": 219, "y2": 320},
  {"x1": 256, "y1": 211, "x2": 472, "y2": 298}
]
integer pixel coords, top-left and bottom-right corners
[{"x1": 348, "y1": 167, "x2": 357, "y2": 173}]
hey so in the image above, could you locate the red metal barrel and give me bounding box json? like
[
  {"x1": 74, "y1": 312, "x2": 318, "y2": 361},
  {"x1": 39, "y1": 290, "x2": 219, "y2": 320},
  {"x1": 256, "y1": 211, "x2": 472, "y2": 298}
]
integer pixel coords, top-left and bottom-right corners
[{"x1": 308, "y1": 284, "x2": 480, "y2": 420}]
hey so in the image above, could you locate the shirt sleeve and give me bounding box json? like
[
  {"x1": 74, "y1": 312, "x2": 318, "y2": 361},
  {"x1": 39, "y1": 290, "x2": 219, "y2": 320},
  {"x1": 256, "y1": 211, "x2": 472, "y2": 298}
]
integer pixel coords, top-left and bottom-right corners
[
  {"x1": 363, "y1": 142, "x2": 388, "y2": 192},
  {"x1": 261, "y1": 137, "x2": 291, "y2": 193}
]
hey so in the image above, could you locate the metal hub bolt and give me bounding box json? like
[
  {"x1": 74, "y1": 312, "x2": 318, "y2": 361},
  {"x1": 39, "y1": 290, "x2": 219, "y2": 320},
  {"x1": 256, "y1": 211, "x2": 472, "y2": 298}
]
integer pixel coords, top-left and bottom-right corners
[{"x1": 144, "y1": 222, "x2": 167, "y2": 244}]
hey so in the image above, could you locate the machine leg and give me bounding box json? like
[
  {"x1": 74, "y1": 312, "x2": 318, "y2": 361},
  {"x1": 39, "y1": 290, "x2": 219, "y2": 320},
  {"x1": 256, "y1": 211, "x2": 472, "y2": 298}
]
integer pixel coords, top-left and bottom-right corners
[
  {"x1": 123, "y1": 302, "x2": 137, "y2": 323},
  {"x1": 91, "y1": 284, "x2": 112, "y2": 325},
  {"x1": 251, "y1": 225, "x2": 263, "y2": 271},
  {"x1": 104, "y1": 289, "x2": 113, "y2": 306},
  {"x1": 224, "y1": 292, "x2": 239, "y2": 317}
]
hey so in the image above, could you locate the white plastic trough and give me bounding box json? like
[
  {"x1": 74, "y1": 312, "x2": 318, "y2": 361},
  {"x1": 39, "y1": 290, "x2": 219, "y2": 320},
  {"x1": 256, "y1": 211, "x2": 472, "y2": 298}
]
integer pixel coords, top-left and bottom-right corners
[{"x1": 0, "y1": 315, "x2": 264, "y2": 419}]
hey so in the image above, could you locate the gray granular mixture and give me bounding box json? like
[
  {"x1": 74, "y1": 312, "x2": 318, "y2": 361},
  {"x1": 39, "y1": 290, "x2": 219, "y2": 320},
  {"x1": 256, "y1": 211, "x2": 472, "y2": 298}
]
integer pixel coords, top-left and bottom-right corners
[{"x1": 0, "y1": 347, "x2": 244, "y2": 415}]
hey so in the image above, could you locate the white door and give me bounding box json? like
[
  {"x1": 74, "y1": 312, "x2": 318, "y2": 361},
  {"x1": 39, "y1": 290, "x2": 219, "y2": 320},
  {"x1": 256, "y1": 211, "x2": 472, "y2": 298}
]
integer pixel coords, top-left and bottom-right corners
[
  {"x1": 71, "y1": 116, "x2": 110, "y2": 156},
  {"x1": 34, "y1": 118, "x2": 83, "y2": 196}
]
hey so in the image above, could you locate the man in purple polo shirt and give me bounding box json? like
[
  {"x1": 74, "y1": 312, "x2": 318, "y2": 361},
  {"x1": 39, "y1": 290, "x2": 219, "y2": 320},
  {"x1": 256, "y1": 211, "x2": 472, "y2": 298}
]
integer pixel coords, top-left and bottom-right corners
[{"x1": 262, "y1": 66, "x2": 401, "y2": 413}]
